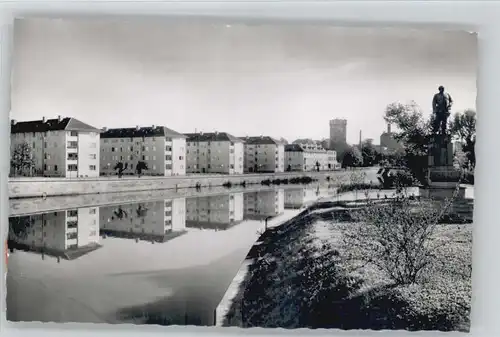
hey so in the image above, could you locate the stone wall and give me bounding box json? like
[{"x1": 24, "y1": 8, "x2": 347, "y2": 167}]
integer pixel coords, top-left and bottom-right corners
[{"x1": 9, "y1": 171, "x2": 352, "y2": 199}]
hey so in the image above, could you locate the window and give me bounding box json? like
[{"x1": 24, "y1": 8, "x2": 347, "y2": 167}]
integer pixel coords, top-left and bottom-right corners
[
  {"x1": 230, "y1": 164, "x2": 234, "y2": 169},
  {"x1": 67, "y1": 232, "x2": 78, "y2": 240},
  {"x1": 89, "y1": 153, "x2": 96, "y2": 159},
  {"x1": 67, "y1": 141, "x2": 78, "y2": 149},
  {"x1": 68, "y1": 164, "x2": 78, "y2": 171},
  {"x1": 166, "y1": 146, "x2": 172, "y2": 151},
  {"x1": 166, "y1": 155, "x2": 172, "y2": 160},
  {"x1": 179, "y1": 156, "x2": 183, "y2": 160},
  {"x1": 152, "y1": 155, "x2": 156, "y2": 160},
  {"x1": 89, "y1": 165, "x2": 96, "y2": 171},
  {"x1": 67, "y1": 210, "x2": 78, "y2": 217},
  {"x1": 55, "y1": 165, "x2": 58, "y2": 171},
  {"x1": 152, "y1": 146, "x2": 156, "y2": 151},
  {"x1": 111, "y1": 147, "x2": 116, "y2": 152},
  {"x1": 152, "y1": 165, "x2": 156, "y2": 170},
  {"x1": 166, "y1": 164, "x2": 172, "y2": 169},
  {"x1": 142, "y1": 155, "x2": 145, "y2": 160},
  {"x1": 69, "y1": 131, "x2": 78, "y2": 137},
  {"x1": 43, "y1": 164, "x2": 47, "y2": 170},
  {"x1": 67, "y1": 153, "x2": 78, "y2": 160},
  {"x1": 89, "y1": 208, "x2": 96, "y2": 214}
]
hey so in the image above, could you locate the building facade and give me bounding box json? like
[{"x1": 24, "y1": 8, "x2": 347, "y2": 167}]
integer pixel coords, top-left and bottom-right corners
[
  {"x1": 10, "y1": 116, "x2": 101, "y2": 178},
  {"x1": 184, "y1": 132, "x2": 244, "y2": 174},
  {"x1": 99, "y1": 198, "x2": 187, "y2": 242},
  {"x1": 285, "y1": 143, "x2": 340, "y2": 172},
  {"x1": 244, "y1": 189, "x2": 285, "y2": 220},
  {"x1": 8, "y1": 206, "x2": 101, "y2": 259},
  {"x1": 329, "y1": 118, "x2": 347, "y2": 148},
  {"x1": 100, "y1": 125, "x2": 187, "y2": 176},
  {"x1": 240, "y1": 136, "x2": 285, "y2": 173},
  {"x1": 185, "y1": 193, "x2": 244, "y2": 230}
]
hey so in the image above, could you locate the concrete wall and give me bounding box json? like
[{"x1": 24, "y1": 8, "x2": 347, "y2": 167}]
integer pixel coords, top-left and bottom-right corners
[{"x1": 9, "y1": 171, "x2": 349, "y2": 199}]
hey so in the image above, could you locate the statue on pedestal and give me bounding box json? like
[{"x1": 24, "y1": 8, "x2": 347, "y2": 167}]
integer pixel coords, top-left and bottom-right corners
[{"x1": 432, "y1": 85, "x2": 453, "y2": 135}]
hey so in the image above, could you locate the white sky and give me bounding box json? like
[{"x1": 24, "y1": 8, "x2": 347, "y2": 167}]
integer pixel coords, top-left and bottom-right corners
[{"x1": 11, "y1": 18, "x2": 477, "y2": 144}]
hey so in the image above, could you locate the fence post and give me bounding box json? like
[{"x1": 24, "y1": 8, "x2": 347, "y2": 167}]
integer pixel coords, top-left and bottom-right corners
[{"x1": 213, "y1": 308, "x2": 217, "y2": 326}]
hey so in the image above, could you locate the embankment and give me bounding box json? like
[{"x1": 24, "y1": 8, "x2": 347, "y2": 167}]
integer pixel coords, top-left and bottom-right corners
[
  {"x1": 9, "y1": 170, "x2": 356, "y2": 199},
  {"x1": 9, "y1": 184, "x2": 323, "y2": 217}
]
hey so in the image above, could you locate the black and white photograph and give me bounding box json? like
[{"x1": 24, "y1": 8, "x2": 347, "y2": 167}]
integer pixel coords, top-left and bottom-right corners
[{"x1": 7, "y1": 18, "x2": 476, "y2": 332}]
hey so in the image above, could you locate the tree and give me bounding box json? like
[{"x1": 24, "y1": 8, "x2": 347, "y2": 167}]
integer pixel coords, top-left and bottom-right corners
[
  {"x1": 114, "y1": 162, "x2": 128, "y2": 178},
  {"x1": 136, "y1": 161, "x2": 148, "y2": 177},
  {"x1": 360, "y1": 140, "x2": 380, "y2": 167},
  {"x1": 449, "y1": 109, "x2": 476, "y2": 170},
  {"x1": 339, "y1": 185, "x2": 462, "y2": 286},
  {"x1": 11, "y1": 142, "x2": 36, "y2": 176},
  {"x1": 342, "y1": 146, "x2": 363, "y2": 168}
]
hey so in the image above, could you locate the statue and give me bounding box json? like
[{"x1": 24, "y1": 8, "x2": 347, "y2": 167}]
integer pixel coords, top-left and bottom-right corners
[{"x1": 432, "y1": 85, "x2": 453, "y2": 134}]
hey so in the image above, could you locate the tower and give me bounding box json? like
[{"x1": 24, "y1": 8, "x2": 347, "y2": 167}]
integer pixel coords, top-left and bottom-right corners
[{"x1": 329, "y1": 119, "x2": 347, "y2": 148}]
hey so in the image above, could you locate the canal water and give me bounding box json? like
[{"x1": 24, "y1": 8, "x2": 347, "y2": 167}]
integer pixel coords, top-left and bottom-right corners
[{"x1": 7, "y1": 184, "x2": 337, "y2": 325}]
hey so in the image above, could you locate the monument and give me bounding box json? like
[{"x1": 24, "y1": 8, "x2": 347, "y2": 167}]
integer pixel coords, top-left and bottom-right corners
[{"x1": 420, "y1": 86, "x2": 466, "y2": 202}]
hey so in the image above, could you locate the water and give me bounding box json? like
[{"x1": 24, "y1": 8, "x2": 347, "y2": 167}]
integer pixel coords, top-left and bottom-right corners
[{"x1": 7, "y1": 184, "x2": 338, "y2": 325}]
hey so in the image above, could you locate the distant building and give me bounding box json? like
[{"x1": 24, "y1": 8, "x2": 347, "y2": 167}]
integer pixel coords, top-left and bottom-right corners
[
  {"x1": 100, "y1": 125, "x2": 187, "y2": 176},
  {"x1": 186, "y1": 193, "x2": 244, "y2": 230},
  {"x1": 244, "y1": 189, "x2": 285, "y2": 220},
  {"x1": 329, "y1": 119, "x2": 347, "y2": 148},
  {"x1": 285, "y1": 143, "x2": 340, "y2": 172},
  {"x1": 100, "y1": 199, "x2": 187, "y2": 242},
  {"x1": 379, "y1": 124, "x2": 404, "y2": 154},
  {"x1": 8, "y1": 207, "x2": 101, "y2": 260},
  {"x1": 239, "y1": 136, "x2": 285, "y2": 173},
  {"x1": 10, "y1": 116, "x2": 101, "y2": 178},
  {"x1": 184, "y1": 132, "x2": 244, "y2": 174}
]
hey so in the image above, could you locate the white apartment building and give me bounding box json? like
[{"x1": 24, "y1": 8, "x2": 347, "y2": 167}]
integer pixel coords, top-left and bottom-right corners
[
  {"x1": 285, "y1": 143, "x2": 340, "y2": 172},
  {"x1": 10, "y1": 116, "x2": 101, "y2": 178},
  {"x1": 184, "y1": 132, "x2": 244, "y2": 174},
  {"x1": 240, "y1": 136, "x2": 285, "y2": 173},
  {"x1": 244, "y1": 189, "x2": 285, "y2": 220},
  {"x1": 8, "y1": 207, "x2": 101, "y2": 260},
  {"x1": 100, "y1": 125, "x2": 186, "y2": 176},
  {"x1": 100, "y1": 198, "x2": 187, "y2": 242},
  {"x1": 186, "y1": 193, "x2": 244, "y2": 230}
]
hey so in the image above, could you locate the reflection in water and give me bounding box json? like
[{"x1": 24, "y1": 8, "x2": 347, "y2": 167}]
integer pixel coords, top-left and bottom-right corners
[
  {"x1": 7, "y1": 186, "x2": 330, "y2": 326},
  {"x1": 244, "y1": 189, "x2": 285, "y2": 220},
  {"x1": 100, "y1": 198, "x2": 187, "y2": 243},
  {"x1": 284, "y1": 185, "x2": 337, "y2": 209},
  {"x1": 8, "y1": 207, "x2": 101, "y2": 260},
  {"x1": 186, "y1": 193, "x2": 244, "y2": 231}
]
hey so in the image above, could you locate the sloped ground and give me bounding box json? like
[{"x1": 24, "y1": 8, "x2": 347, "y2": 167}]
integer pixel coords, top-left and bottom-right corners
[{"x1": 222, "y1": 198, "x2": 472, "y2": 331}]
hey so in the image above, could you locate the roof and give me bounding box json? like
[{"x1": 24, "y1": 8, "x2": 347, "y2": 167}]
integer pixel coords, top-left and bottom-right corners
[
  {"x1": 285, "y1": 144, "x2": 336, "y2": 154},
  {"x1": 100, "y1": 126, "x2": 187, "y2": 139},
  {"x1": 10, "y1": 117, "x2": 100, "y2": 134},
  {"x1": 239, "y1": 136, "x2": 284, "y2": 145},
  {"x1": 285, "y1": 144, "x2": 304, "y2": 152},
  {"x1": 184, "y1": 132, "x2": 243, "y2": 143}
]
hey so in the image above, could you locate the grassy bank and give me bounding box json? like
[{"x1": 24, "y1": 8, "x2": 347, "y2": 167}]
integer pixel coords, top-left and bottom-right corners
[{"x1": 222, "y1": 199, "x2": 472, "y2": 331}]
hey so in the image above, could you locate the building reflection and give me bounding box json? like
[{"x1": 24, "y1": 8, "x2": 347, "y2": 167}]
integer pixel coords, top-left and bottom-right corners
[
  {"x1": 284, "y1": 185, "x2": 338, "y2": 209},
  {"x1": 244, "y1": 189, "x2": 285, "y2": 220},
  {"x1": 186, "y1": 193, "x2": 244, "y2": 231},
  {"x1": 99, "y1": 198, "x2": 187, "y2": 243},
  {"x1": 8, "y1": 207, "x2": 101, "y2": 260}
]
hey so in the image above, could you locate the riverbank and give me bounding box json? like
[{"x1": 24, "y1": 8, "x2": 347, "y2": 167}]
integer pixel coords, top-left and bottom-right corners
[
  {"x1": 9, "y1": 169, "x2": 375, "y2": 199},
  {"x1": 217, "y1": 189, "x2": 473, "y2": 331}
]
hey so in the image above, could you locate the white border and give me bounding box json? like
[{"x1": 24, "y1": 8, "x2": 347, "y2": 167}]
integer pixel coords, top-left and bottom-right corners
[{"x1": 0, "y1": 1, "x2": 496, "y2": 336}]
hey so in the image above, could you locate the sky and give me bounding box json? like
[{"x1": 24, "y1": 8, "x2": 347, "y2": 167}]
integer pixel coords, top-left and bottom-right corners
[{"x1": 11, "y1": 18, "x2": 477, "y2": 144}]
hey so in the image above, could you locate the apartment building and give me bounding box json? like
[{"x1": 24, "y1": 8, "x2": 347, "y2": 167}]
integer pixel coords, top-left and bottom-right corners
[
  {"x1": 239, "y1": 136, "x2": 285, "y2": 173},
  {"x1": 100, "y1": 125, "x2": 187, "y2": 176},
  {"x1": 10, "y1": 116, "x2": 101, "y2": 178},
  {"x1": 185, "y1": 193, "x2": 244, "y2": 230},
  {"x1": 8, "y1": 207, "x2": 101, "y2": 260},
  {"x1": 184, "y1": 132, "x2": 244, "y2": 174},
  {"x1": 244, "y1": 189, "x2": 285, "y2": 220},
  {"x1": 285, "y1": 143, "x2": 340, "y2": 172},
  {"x1": 100, "y1": 198, "x2": 187, "y2": 242}
]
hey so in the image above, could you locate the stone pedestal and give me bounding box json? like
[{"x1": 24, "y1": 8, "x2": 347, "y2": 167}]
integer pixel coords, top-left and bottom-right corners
[{"x1": 419, "y1": 134, "x2": 465, "y2": 201}]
